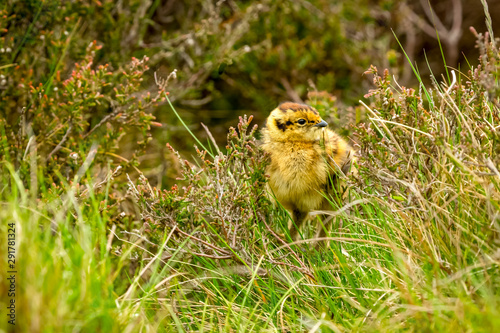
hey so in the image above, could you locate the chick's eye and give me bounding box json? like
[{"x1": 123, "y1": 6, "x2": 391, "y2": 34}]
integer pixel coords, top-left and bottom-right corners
[{"x1": 297, "y1": 119, "x2": 306, "y2": 125}]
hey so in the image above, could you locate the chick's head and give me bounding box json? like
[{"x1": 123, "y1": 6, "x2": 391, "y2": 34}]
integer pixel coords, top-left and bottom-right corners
[{"x1": 264, "y1": 102, "x2": 328, "y2": 142}]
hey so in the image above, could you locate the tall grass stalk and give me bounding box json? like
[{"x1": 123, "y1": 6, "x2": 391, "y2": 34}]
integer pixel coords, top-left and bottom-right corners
[{"x1": 2, "y1": 18, "x2": 500, "y2": 333}]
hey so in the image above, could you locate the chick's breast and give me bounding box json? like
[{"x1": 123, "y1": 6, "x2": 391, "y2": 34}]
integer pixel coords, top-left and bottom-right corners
[
  {"x1": 323, "y1": 129, "x2": 352, "y2": 176},
  {"x1": 263, "y1": 139, "x2": 329, "y2": 212}
]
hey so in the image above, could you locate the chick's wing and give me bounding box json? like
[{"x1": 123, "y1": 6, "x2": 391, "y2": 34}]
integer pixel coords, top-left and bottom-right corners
[{"x1": 323, "y1": 129, "x2": 353, "y2": 176}]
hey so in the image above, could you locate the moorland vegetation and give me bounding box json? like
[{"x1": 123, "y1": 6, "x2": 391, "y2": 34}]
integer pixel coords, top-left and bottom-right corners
[{"x1": 1, "y1": 0, "x2": 499, "y2": 331}]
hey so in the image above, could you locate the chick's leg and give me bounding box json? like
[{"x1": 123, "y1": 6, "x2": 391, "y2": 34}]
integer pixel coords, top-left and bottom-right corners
[{"x1": 290, "y1": 208, "x2": 307, "y2": 241}]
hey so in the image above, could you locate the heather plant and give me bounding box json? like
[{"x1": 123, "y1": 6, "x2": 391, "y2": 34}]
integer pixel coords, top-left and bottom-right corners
[
  {"x1": 346, "y1": 30, "x2": 500, "y2": 329},
  {"x1": 113, "y1": 30, "x2": 500, "y2": 331},
  {"x1": 1, "y1": 40, "x2": 164, "y2": 191},
  {"x1": 2, "y1": 0, "x2": 500, "y2": 332},
  {"x1": 3, "y1": 0, "x2": 488, "y2": 182},
  {"x1": 1, "y1": 0, "x2": 402, "y2": 189},
  {"x1": 128, "y1": 115, "x2": 286, "y2": 268}
]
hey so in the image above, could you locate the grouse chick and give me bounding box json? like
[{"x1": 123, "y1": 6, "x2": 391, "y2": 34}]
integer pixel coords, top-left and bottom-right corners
[{"x1": 261, "y1": 102, "x2": 353, "y2": 240}]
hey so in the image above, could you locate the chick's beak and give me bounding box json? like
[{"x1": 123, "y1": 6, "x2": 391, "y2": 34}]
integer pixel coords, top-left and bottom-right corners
[{"x1": 313, "y1": 120, "x2": 328, "y2": 128}]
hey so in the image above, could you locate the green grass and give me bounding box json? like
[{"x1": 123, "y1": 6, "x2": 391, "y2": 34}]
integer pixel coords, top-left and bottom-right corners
[
  {"x1": 1, "y1": 163, "x2": 499, "y2": 332},
  {"x1": 2, "y1": 9, "x2": 500, "y2": 333},
  {"x1": 2, "y1": 63, "x2": 500, "y2": 331}
]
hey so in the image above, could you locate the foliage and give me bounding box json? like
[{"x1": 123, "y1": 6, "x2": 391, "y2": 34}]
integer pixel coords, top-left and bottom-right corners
[
  {"x1": 1, "y1": 0, "x2": 397, "y2": 190},
  {"x1": 130, "y1": 115, "x2": 273, "y2": 260},
  {"x1": 1, "y1": 0, "x2": 402, "y2": 124},
  {"x1": 1, "y1": 0, "x2": 500, "y2": 332}
]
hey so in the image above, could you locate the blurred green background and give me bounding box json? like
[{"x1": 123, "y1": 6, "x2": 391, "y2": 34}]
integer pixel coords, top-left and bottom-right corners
[{"x1": 1, "y1": 0, "x2": 499, "y2": 187}]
